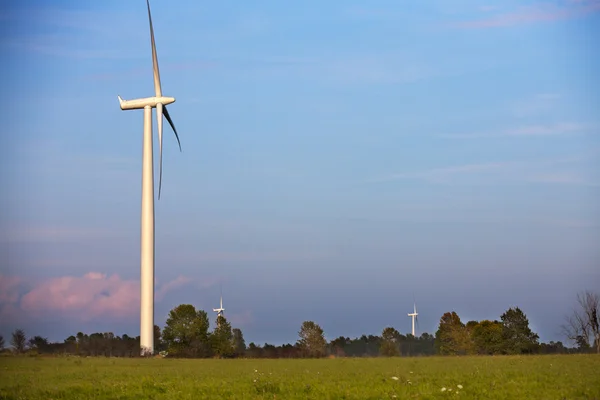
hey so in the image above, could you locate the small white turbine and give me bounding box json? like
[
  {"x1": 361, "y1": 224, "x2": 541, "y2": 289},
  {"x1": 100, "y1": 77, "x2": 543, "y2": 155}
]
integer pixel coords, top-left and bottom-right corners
[
  {"x1": 213, "y1": 291, "x2": 225, "y2": 326},
  {"x1": 117, "y1": 0, "x2": 181, "y2": 355},
  {"x1": 408, "y1": 303, "x2": 419, "y2": 337}
]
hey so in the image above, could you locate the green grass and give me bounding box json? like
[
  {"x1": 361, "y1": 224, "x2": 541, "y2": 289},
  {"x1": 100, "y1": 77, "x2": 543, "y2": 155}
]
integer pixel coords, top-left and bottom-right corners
[{"x1": 0, "y1": 355, "x2": 598, "y2": 399}]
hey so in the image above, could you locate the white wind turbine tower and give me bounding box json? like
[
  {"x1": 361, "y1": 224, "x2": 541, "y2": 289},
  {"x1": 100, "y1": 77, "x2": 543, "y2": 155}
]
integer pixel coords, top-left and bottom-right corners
[
  {"x1": 213, "y1": 288, "x2": 225, "y2": 322},
  {"x1": 408, "y1": 302, "x2": 419, "y2": 337},
  {"x1": 117, "y1": 0, "x2": 182, "y2": 355}
]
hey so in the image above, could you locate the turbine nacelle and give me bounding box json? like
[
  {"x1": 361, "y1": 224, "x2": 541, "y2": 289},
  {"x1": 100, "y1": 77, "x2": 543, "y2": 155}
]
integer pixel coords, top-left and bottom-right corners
[{"x1": 118, "y1": 95, "x2": 176, "y2": 110}]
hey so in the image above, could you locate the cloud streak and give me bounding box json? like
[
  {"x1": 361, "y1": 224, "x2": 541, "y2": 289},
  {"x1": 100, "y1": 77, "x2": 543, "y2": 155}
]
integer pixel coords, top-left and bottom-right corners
[
  {"x1": 527, "y1": 172, "x2": 600, "y2": 187},
  {"x1": 441, "y1": 123, "x2": 590, "y2": 139},
  {"x1": 455, "y1": 0, "x2": 600, "y2": 29},
  {"x1": 367, "y1": 153, "x2": 599, "y2": 186},
  {"x1": 368, "y1": 162, "x2": 515, "y2": 184},
  {"x1": 0, "y1": 226, "x2": 117, "y2": 244}
]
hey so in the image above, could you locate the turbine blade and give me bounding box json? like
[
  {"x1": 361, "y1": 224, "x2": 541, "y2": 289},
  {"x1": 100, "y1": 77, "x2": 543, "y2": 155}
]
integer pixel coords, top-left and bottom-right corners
[
  {"x1": 156, "y1": 103, "x2": 164, "y2": 199},
  {"x1": 163, "y1": 106, "x2": 181, "y2": 151},
  {"x1": 146, "y1": 0, "x2": 162, "y2": 97}
]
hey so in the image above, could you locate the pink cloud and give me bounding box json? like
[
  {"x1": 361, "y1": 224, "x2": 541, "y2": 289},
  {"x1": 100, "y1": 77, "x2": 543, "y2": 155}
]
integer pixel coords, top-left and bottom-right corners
[
  {"x1": 2, "y1": 272, "x2": 196, "y2": 321},
  {"x1": 20, "y1": 272, "x2": 138, "y2": 320},
  {"x1": 457, "y1": 1, "x2": 600, "y2": 28}
]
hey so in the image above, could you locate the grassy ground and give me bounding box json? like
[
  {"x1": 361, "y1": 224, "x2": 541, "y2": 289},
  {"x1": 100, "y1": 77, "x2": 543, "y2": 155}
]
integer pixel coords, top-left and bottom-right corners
[{"x1": 0, "y1": 355, "x2": 598, "y2": 399}]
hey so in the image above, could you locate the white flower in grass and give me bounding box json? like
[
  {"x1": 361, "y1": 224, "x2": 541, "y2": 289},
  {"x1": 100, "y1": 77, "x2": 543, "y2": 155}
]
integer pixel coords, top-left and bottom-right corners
[
  {"x1": 391, "y1": 376, "x2": 399, "y2": 380},
  {"x1": 441, "y1": 387, "x2": 447, "y2": 392},
  {"x1": 457, "y1": 384, "x2": 463, "y2": 389}
]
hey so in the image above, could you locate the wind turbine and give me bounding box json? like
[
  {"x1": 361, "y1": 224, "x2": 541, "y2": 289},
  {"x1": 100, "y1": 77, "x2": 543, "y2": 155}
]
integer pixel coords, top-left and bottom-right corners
[
  {"x1": 408, "y1": 302, "x2": 419, "y2": 337},
  {"x1": 117, "y1": 0, "x2": 181, "y2": 355},
  {"x1": 213, "y1": 288, "x2": 225, "y2": 322}
]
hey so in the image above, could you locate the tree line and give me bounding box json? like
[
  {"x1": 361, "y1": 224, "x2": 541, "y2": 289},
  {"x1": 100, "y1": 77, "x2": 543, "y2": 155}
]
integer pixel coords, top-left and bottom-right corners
[{"x1": 1, "y1": 291, "x2": 598, "y2": 358}]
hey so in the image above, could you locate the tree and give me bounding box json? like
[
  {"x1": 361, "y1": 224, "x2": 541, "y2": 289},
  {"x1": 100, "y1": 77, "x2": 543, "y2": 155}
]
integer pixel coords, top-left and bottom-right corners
[
  {"x1": 562, "y1": 291, "x2": 600, "y2": 354},
  {"x1": 465, "y1": 320, "x2": 479, "y2": 332},
  {"x1": 232, "y1": 328, "x2": 246, "y2": 357},
  {"x1": 246, "y1": 342, "x2": 262, "y2": 358},
  {"x1": 162, "y1": 304, "x2": 211, "y2": 357},
  {"x1": 380, "y1": 327, "x2": 401, "y2": 357},
  {"x1": 11, "y1": 329, "x2": 26, "y2": 354},
  {"x1": 64, "y1": 335, "x2": 77, "y2": 354},
  {"x1": 154, "y1": 325, "x2": 165, "y2": 352},
  {"x1": 329, "y1": 336, "x2": 349, "y2": 357},
  {"x1": 435, "y1": 312, "x2": 472, "y2": 355},
  {"x1": 0, "y1": 334, "x2": 4, "y2": 350},
  {"x1": 539, "y1": 341, "x2": 567, "y2": 355},
  {"x1": 211, "y1": 315, "x2": 234, "y2": 358},
  {"x1": 297, "y1": 321, "x2": 327, "y2": 358},
  {"x1": 471, "y1": 320, "x2": 503, "y2": 355},
  {"x1": 500, "y1": 307, "x2": 539, "y2": 354},
  {"x1": 28, "y1": 336, "x2": 50, "y2": 353}
]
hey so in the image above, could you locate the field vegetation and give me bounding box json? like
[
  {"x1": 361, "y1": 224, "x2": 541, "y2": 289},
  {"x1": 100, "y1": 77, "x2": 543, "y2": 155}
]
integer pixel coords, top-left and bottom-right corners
[{"x1": 1, "y1": 354, "x2": 599, "y2": 399}]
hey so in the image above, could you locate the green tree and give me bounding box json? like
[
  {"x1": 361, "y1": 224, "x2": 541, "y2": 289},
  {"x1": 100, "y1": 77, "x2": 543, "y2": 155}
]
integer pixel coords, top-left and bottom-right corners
[
  {"x1": 380, "y1": 327, "x2": 401, "y2": 357},
  {"x1": 11, "y1": 329, "x2": 26, "y2": 354},
  {"x1": 435, "y1": 312, "x2": 472, "y2": 355},
  {"x1": 465, "y1": 320, "x2": 479, "y2": 332},
  {"x1": 64, "y1": 335, "x2": 77, "y2": 354},
  {"x1": 211, "y1": 315, "x2": 235, "y2": 358},
  {"x1": 232, "y1": 328, "x2": 246, "y2": 357},
  {"x1": 162, "y1": 304, "x2": 211, "y2": 357},
  {"x1": 471, "y1": 320, "x2": 503, "y2": 355},
  {"x1": 575, "y1": 335, "x2": 591, "y2": 352},
  {"x1": 500, "y1": 307, "x2": 539, "y2": 354},
  {"x1": 154, "y1": 325, "x2": 165, "y2": 352},
  {"x1": 297, "y1": 321, "x2": 327, "y2": 358},
  {"x1": 329, "y1": 336, "x2": 349, "y2": 357},
  {"x1": 28, "y1": 336, "x2": 50, "y2": 353}
]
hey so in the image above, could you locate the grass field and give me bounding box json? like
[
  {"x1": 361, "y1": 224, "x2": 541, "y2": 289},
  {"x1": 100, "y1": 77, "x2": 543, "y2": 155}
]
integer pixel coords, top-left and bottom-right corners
[{"x1": 1, "y1": 355, "x2": 598, "y2": 399}]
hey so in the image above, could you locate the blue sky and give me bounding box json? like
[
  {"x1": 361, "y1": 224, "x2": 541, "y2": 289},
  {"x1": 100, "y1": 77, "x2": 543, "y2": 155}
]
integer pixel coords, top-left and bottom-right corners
[{"x1": 1, "y1": 0, "x2": 599, "y2": 346}]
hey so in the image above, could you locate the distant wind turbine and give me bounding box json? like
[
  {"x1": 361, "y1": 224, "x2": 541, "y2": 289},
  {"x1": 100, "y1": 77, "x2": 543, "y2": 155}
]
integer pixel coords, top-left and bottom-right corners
[
  {"x1": 213, "y1": 287, "x2": 225, "y2": 326},
  {"x1": 408, "y1": 302, "x2": 419, "y2": 337},
  {"x1": 117, "y1": 0, "x2": 182, "y2": 355}
]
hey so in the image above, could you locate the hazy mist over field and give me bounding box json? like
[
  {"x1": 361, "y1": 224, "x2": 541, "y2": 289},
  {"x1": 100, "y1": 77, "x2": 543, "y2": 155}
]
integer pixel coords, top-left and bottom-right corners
[{"x1": 1, "y1": 0, "x2": 599, "y2": 345}]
